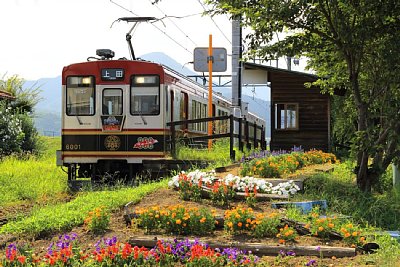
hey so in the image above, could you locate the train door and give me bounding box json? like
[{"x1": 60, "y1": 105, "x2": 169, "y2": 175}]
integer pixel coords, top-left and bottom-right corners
[
  {"x1": 170, "y1": 90, "x2": 174, "y2": 122},
  {"x1": 99, "y1": 87, "x2": 126, "y2": 151},
  {"x1": 180, "y1": 92, "x2": 188, "y2": 130}
]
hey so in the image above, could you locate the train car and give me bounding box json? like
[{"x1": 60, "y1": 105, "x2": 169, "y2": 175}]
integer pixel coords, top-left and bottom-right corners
[{"x1": 56, "y1": 49, "x2": 265, "y2": 182}]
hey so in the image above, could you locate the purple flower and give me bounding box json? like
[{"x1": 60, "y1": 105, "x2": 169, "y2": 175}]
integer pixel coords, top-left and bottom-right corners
[
  {"x1": 94, "y1": 239, "x2": 102, "y2": 252},
  {"x1": 71, "y1": 232, "x2": 78, "y2": 240},
  {"x1": 6, "y1": 243, "x2": 17, "y2": 259},
  {"x1": 104, "y1": 236, "x2": 117, "y2": 246},
  {"x1": 286, "y1": 250, "x2": 296, "y2": 256},
  {"x1": 47, "y1": 242, "x2": 54, "y2": 255},
  {"x1": 306, "y1": 259, "x2": 318, "y2": 266},
  {"x1": 279, "y1": 249, "x2": 286, "y2": 256},
  {"x1": 316, "y1": 246, "x2": 321, "y2": 252}
]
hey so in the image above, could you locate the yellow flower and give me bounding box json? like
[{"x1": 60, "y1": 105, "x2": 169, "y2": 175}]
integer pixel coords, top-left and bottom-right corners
[
  {"x1": 227, "y1": 222, "x2": 233, "y2": 228},
  {"x1": 200, "y1": 217, "x2": 206, "y2": 223}
]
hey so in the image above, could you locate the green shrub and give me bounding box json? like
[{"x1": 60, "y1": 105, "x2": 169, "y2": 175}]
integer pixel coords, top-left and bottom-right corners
[{"x1": 0, "y1": 102, "x2": 24, "y2": 156}]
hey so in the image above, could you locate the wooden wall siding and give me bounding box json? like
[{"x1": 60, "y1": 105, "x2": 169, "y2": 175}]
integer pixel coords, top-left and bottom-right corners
[{"x1": 270, "y1": 72, "x2": 329, "y2": 151}]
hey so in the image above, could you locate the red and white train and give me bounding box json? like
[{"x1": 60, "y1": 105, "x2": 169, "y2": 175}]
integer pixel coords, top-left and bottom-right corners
[{"x1": 56, "y1": 49, "x2": 265, "y2": 181}]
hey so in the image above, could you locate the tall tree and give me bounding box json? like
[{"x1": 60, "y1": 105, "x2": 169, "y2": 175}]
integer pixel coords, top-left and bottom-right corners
[{"x1": 206, "y1": 0, "x2": 400, "y2": 192}]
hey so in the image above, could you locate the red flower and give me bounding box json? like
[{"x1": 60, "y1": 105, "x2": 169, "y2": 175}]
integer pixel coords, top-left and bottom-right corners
[{"x1": 17, "y1": 255, "x2": 26, "y2": 264}]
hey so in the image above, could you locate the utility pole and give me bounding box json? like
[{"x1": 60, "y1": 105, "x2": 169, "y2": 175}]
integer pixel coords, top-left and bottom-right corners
[{"x1": 232, "y1": 17, "x2": 242, "y2": 110}]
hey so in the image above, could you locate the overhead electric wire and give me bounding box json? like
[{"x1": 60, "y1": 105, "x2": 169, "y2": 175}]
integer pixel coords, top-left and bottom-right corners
[
  {"x1": 149, "y1": 0, "x2": 198, "y2": 46},
  {"x1": 109, "y1": 0, "x2": 193, "y2": 55},
  {"x1": 196, "y1": 0, "x2": 231, "y2": 44}
]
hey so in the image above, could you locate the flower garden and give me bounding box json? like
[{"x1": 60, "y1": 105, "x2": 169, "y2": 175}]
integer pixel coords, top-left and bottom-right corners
[{"x1": 0, "y1": 149, "x2": 392, "y2": 266}]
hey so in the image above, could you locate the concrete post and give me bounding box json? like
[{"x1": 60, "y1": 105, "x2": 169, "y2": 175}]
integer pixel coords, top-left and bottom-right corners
[{"x1": 393, "y1": 164, "x2": 400, "y2": 190}]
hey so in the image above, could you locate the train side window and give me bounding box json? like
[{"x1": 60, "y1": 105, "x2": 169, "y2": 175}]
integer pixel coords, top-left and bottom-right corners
[
  {"x1": 66, "y1": 76, "x2": 95, "y2": 116},
  {"x1": 130, "y1": 75, "x2": 160, "y2": 116},
  {"x1": 102, "y1": 89, "x2": 123, "y2": 115}
]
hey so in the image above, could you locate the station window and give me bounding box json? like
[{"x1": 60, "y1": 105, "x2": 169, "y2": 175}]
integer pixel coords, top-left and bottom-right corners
[
  {"x1": 66, "y1": 76, "x2": 95, "y2": 116},
  {"x1": 102, "y1": 89, "x2": 123, "y2": 115},
  {"x1": 130, "y1": 75, "x2": 160, "y2": 115},
  {"x1": 275, "y1": 103, "x2": 299, "y2": 130}
]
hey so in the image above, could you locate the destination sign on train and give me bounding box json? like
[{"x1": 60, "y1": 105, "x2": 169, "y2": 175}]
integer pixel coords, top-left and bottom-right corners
[{"x1": 101, "y1": 68, "x2": 124, "y2": 81}]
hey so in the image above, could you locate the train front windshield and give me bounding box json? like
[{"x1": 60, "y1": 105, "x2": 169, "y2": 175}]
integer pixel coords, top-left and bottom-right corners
[
  {"x1": 130, "y1": 75, "x2": 160, "y2": 115},
  {"x1": 66, "y1": 76, "x2": 95, "y2": 116}
]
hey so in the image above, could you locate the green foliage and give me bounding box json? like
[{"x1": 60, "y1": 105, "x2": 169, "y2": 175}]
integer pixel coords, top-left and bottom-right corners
[
  {"x1": 276, "y1": 224, "x2": 298, "y2": 244},
  {"x1": 252, "y1": 212, "x2": 280, "y2": 238},
  {"x1": 84, "y1": 206, "x2": 110, "y2": 234},
  {"x1": 135, "y1": 205, "x2": 215, "y2": 235},
  {"x1": 0, "y1": 181, "x2": 167, "y2": 237},
  {"x1": 206, "y1": 0, "x2": 400, "y2": 192},
  {"x1": 365, "y1": 233, "x2": 400, "y2": 266},
  {"x1": 0, "y1": 137, "x2": 66, "y2": 206},
  {"x1": 0, "y1": 74, "x2": 42, "y2": 113},
  {"x1": 298, "y1": 162, "x2": 400, "y2": 230},
  {"x1": 176, "y1": 138, "x2": 246, "y2": 165},
  {"x1": 210, "y1": 181, "x2": 236, "y2": 207},
  {"x1": 18, "y1": 111, "x2": 42, "y2": 154},
  {"x1": 0, "y1": 102, "x2": 42, "y2": 158},
  {"x1": 176, "y1": 172, "x2": 203, "y2": 202},
  {"x1": 0, "y1": 102, "x2": 25, "y2": 156},
  {"x1": 224, "y1": 206, "x2": 254, "y2": 234},
  {"x1": 240, "y1": 150, "x2": 336, "y2": 178}
]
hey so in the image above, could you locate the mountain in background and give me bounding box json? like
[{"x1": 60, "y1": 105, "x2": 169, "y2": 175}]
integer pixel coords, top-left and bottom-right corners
[{"x1": 27, "y1": 52, "x2": 270, "y2": 137}]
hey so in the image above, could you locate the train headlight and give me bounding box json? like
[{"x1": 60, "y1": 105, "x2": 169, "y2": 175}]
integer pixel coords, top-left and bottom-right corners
[
  {"x1": 81, "y1": 77, "x2": 92, "y2": 84},
  {"x1": 134, "y1": 76, "x2": 158, "y2": 84}
]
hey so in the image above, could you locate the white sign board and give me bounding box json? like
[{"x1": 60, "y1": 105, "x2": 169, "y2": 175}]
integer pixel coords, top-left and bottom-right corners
[{"x1": 193, "y1": 47, "x2": 227, "y2": 72}]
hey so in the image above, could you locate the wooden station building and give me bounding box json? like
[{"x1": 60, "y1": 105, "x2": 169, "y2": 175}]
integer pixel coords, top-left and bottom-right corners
[{"x1": 243, "y1": 62, "x2": 331, "y2": 151}]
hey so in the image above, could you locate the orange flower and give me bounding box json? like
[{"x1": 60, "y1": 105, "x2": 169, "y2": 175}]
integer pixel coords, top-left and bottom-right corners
[
  {"x1": 176, "y1": 219, "x2": 182, "y2": 225},
  {"x1": 238, "y1": 222, "x2": 243, "y2": 228}
]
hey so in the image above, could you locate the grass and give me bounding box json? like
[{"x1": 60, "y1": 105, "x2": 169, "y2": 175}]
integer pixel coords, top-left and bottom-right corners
[
  {"x1": 176, "y1": 138, "x2": 253, "y2": 168},
  {"x1": 294, "y1": 162, "x2": 400, "y2": 230},
  {"x1": 0, "y1": 180, "x2": 167, "y2": 237},
  {"x1": 0, "y1": 137, "x2": 67, "y2": 206}
]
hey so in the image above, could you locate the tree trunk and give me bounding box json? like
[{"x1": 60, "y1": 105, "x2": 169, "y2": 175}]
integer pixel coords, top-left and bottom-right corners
[
  {"x1": 357, "y1": 151, "x2": 371, "y2": 192},
  {"x1": 352, "y1": 70, "x2": 372, "y2": 192}
]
